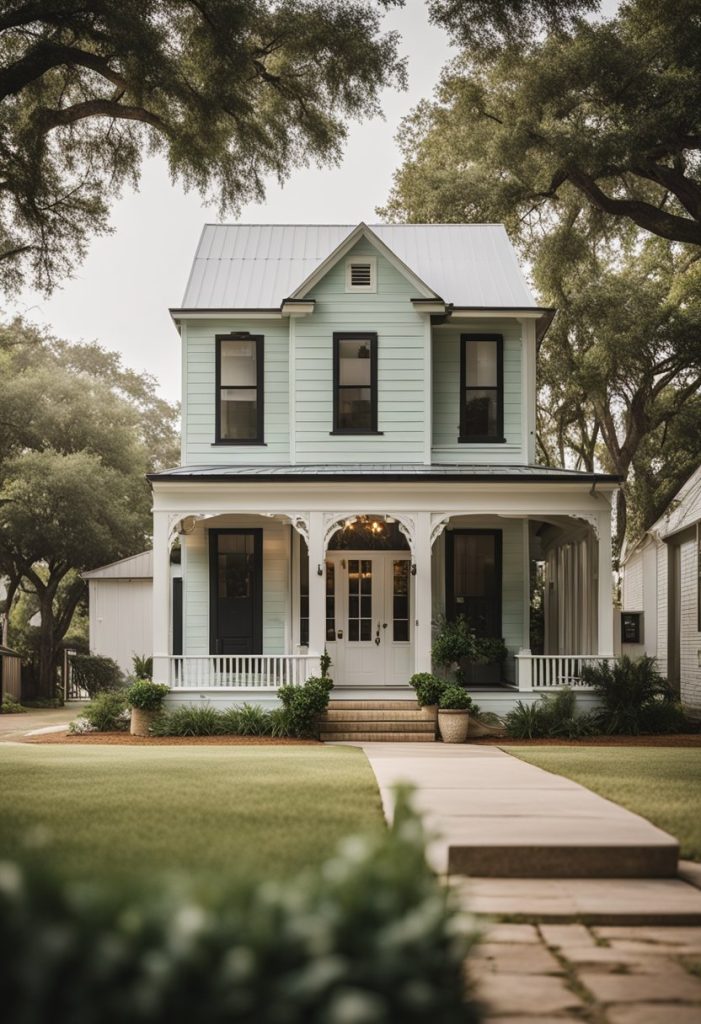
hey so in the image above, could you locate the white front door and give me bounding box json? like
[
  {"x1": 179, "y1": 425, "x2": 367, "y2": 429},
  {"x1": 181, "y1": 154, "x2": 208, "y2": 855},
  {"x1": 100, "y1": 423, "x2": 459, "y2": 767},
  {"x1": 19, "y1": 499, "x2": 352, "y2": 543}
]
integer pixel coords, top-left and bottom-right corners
[{"x1": 325, "y1": 551, "x2": 412, "y2": 687}]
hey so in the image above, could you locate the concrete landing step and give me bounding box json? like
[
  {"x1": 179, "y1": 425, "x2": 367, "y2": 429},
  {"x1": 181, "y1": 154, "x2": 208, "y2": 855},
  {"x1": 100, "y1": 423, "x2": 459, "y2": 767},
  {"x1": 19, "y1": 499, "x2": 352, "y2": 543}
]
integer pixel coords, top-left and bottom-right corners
[
  {"x1": 448, "y1": 840, "x2": 679, "y2": 879},
  {"x1": 322, "y1": 731, "x2": 435, "y2": 743},
  {"x1": 452, "y1": 877, "x2": 701, "y2": 925}
]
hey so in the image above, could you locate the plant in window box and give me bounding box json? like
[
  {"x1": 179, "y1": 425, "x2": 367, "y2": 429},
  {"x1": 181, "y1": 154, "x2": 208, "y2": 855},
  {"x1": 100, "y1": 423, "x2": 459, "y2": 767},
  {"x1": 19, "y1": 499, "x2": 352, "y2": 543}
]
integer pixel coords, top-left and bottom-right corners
[
  {"x1": 459, "y1": 636, "x2": 508, "y2": 686},
  {"x1": 437, "y1": 685, "x2": 475, "y2": 743},
  {"x1": 125, "y1": 679, "x2": 170, "y2": 736}
]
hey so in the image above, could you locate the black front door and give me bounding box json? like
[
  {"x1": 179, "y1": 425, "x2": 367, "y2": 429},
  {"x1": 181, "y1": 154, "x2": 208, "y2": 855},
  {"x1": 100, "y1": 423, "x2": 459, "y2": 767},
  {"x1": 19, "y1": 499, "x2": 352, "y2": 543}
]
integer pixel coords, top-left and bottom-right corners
[{"x1": 209, "y1": 529, "x2": 263, "y2": 655}]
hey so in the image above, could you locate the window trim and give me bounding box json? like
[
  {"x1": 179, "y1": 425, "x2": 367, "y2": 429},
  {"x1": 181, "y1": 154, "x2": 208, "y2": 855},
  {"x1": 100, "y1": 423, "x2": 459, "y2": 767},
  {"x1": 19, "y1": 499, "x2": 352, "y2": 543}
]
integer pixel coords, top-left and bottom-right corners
[
  {"x1": 458, "y1": 333, "x2": 505, "y2": 444},
  {"x1": 215, "y1": 332, "x2": 264, "y2": 445},
  {"x1": 697, "y1": 523, "x2": 701, "y2": 633},
  {"x1": 332, "y1": 331, "x2": 379, "y2": 435},
  {"x1": 445, "y1": 528, "x2": 503, "y2": 637},
  {"x1": 345, "y1": 256, "x2": 377, "y2": 293}
]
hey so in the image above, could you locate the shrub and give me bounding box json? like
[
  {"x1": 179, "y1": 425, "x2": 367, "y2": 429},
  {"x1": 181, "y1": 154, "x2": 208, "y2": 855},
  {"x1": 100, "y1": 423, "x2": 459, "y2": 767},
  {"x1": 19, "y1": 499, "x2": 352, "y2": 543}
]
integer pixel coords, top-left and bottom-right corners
[
  {"x1": 505, "y1": 690, "x2": 597, "y2": 740},
  {"x1": 150, "y1": 705, "x2": 223, "y2": 737},
  {"x1": 431, "y1": 615, "x2": 475, "y2": 669},
  {"x1": 70, "y1": 654, "x2": 123, "y2": 698},
  {"x1": 277, "y1": 675, "x2": 333, "y2": 738},
  {"x1": 505, "y1": 700, "x2": 548, "y2": 739},
  {"x1": 125, "y1": 679, "x2": 169, "y2": 712},
  {"x1": 235, "y1": 703, "x2": 274, "y2": 736},
  {"x1": 439, "y1": 685, "x2": 475, "y2": 711},
  {"x1": 409, "y1": 672, "x2": 446, "y2": 707},
  {"x1": 472, "y1": 636, "x2": 508, "y2": 665},
  {"x1": 0, "y1": 695, "x2": 26, "y2": 714},
  {"x1": 78, "y1": 691, "x2": 129, "y2": 732},
  {"x1": 581, "y1": 655, "x2": 683, "y2": 735},
  {"x1": 0, "y1": 788, "x2": 480, "y2": 1024},
  {"x1": 131, "y1": 654, "x2": 153, "y2": 680}
]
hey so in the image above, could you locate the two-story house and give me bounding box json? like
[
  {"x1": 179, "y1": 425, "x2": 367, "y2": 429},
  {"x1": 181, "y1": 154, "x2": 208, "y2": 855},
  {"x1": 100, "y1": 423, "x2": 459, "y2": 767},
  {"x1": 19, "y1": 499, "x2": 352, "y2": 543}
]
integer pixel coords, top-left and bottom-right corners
[{"x1": 149, "y1": 223, "x2": 619, "y2": 714}]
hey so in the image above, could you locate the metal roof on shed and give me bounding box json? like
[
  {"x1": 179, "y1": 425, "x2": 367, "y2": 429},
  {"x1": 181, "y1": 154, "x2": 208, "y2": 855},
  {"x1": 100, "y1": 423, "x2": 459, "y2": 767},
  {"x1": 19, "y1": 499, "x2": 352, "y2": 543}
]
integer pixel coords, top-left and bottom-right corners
[
  {"x1": 82, "y1": 550, "x2": 153, "y2": 580},
  {"x1": 180, "y1": 223, "x2": 536, "y2": 310}
]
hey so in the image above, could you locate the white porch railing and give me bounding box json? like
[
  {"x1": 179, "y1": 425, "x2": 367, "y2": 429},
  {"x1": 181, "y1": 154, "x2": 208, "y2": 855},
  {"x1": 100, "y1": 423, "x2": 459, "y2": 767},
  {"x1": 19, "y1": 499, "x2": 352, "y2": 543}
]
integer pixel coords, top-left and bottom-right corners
[
  {"x1": 516, "y1": 654, "x2": 616, "y2": 691},
  {"x1": 167, "y1": 655, "x2": 319, "y2": 689}
]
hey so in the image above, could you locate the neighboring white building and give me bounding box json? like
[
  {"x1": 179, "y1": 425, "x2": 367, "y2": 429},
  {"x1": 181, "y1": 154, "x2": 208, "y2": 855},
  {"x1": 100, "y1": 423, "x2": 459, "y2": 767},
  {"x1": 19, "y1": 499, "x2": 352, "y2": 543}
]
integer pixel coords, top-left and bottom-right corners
[
  {"x1": 621, "y1": 466, "x2": 701, "y2": 719},
  {"x1": 83, "y1": 552, "x2": 183, "y2": 675},
  {"x1": 144, "y1": 222, "x2": 620, "y2": 713}
]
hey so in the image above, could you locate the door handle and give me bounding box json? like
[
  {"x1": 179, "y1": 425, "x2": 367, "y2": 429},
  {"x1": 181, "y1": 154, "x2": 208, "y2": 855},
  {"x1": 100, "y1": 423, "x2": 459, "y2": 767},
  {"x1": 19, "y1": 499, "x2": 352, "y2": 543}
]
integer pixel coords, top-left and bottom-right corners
[
  {"x1": 336, "y1": 629, "x2": 343, "y2": 640},
  {"x1": 375, "y1": 622, "x2": 381, "y2": 646}
]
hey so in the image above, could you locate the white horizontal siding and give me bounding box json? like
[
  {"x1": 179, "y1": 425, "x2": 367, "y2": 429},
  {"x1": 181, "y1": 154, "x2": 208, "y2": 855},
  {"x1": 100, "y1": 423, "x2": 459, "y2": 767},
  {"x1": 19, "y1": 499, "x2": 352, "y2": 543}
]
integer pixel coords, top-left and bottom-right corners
[
  {"x1": 680, "y1": 536, "x2": 701, "y2": 715},
  {"x1": 431, "y1": 320, "x2": 525, "y2": 464}
]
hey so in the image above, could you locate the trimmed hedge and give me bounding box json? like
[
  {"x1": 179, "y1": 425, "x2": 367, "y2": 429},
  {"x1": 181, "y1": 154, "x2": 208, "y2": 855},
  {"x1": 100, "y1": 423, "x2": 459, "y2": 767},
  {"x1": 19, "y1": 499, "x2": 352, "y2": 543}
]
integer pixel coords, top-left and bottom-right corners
[
  {"x1": 0, "y1": 788, "x2": 481, "y2": 1023},
  {"x1": 70, "y1": 654, "x2": 123, "y2": 698}
]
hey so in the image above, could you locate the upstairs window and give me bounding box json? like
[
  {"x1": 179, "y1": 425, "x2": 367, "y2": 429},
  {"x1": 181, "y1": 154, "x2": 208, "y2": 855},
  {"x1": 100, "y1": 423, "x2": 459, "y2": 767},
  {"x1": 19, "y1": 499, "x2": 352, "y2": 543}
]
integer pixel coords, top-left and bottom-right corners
[
  {"x1": 215, "y1": 334, "x2": 264, "y2": 444},
  {"x1": 345, "y1": 256, "x2": 376, "y2": 292},
  {"x1": 459, "y1": 334, "x2": 504, "y2": 443},
  {"x1": 332, "y1": 332, "x2": 379, "y2": 434}
]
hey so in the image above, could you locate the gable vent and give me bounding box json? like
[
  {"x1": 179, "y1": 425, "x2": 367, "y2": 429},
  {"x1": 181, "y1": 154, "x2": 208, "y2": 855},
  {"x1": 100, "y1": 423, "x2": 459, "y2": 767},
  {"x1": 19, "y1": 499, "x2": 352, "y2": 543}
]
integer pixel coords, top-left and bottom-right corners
[
  {"x1": 350, "y1": 263, "x2": 372, "y2": 286},
  {"x1": 346, "y1": 256, "x2": 376, "y2": 292}
]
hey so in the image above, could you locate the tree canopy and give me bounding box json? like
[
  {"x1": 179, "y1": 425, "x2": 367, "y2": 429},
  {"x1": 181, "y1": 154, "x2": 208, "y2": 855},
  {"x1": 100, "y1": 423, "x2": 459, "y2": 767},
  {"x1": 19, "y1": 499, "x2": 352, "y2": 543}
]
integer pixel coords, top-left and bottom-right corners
[
  {"x1": 0, "y1": 0, "x2": 406, "y2": 293},
  {"x1": 384, "y1": 0, "x2": 701, "y2": 247},
  {"x1": 381, "y1": 0, "x2": 701, "y2": 548},
  {"x1": 0, "y1": 318, "x2": 179, "y2": 695}
]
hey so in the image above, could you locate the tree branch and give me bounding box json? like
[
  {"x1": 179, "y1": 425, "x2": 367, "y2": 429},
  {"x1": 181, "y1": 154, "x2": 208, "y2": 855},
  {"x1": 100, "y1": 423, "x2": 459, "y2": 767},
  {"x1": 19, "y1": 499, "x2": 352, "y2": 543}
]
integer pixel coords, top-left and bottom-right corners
[{"x1": 0, "y1": 42, "x2": 128, "y2": 100}]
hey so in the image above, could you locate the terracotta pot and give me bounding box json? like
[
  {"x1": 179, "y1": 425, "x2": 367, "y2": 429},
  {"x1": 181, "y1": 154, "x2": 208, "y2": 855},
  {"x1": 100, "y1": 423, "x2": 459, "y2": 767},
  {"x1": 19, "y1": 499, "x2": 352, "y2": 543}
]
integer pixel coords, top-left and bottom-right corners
[
  {"x1": 130, "y1": 707, "x2": 157, "y2": 737},
  {"x1": 438, "y1": 709, "x2": 470, "y2": 743}
]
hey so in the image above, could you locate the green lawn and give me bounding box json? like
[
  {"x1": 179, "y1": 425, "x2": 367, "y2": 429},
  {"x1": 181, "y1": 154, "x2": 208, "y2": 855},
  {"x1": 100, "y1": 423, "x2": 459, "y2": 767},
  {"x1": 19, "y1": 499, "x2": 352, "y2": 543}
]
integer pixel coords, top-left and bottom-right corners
[
  {"x1": 0, "y1": 744, "x2": 384, "y2": 885},
  {"x1": 508, "y1": 746, "x2": 701, "y2": 861}
]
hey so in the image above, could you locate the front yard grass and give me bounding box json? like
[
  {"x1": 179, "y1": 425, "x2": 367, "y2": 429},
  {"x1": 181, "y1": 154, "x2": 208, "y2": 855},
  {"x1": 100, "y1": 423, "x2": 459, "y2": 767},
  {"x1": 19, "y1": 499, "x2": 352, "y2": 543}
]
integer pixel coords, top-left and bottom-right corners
[
  {"x1": 508, "y1": 746, "x2": 701, "y2": 861},
  {"x1": 0, "y1": 744, "x2": 384, "y2": 885}
]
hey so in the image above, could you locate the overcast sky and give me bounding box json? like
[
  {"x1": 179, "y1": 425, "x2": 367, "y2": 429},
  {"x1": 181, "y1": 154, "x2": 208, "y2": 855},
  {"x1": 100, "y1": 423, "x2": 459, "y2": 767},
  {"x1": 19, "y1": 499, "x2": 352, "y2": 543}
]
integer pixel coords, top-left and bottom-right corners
[{"x1": 8, "y1": 2, "x2": 455, "y2": 403}]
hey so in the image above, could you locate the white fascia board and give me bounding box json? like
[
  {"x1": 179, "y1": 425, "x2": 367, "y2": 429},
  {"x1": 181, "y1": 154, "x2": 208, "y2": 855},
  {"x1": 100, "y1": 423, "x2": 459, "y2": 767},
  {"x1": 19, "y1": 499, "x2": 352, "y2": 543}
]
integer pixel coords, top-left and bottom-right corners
[
  {"x1": 287, "y1": 222, "x2": 439, "y2": 301},
  {"x1": 170, "y1": 309, "x2": 284, "y2": 323},
  {"x1": 280, "y1": 301, "x2": 315, "y2": 317}
]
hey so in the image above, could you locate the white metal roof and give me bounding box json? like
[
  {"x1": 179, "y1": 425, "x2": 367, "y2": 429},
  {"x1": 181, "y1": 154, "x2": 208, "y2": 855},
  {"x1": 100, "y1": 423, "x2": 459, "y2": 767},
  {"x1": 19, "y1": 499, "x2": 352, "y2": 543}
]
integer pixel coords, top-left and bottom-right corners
[
  {"x1": 82, "y1": 550, "x2": 153, "y2": 580},
  {"x1": 180, "y1": 223, "x2": 536, "y2": 310}
]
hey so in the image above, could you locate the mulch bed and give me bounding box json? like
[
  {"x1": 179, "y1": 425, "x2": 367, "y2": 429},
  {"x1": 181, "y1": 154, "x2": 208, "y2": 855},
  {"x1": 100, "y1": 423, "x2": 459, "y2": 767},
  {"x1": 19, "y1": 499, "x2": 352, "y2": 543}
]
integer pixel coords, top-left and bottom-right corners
[
  {"x1": 469, "y1": 734, "x2": 701, "y2": 747},
  {"x1": 22, "y1": 732, "x2": 320, "y2": 746}
]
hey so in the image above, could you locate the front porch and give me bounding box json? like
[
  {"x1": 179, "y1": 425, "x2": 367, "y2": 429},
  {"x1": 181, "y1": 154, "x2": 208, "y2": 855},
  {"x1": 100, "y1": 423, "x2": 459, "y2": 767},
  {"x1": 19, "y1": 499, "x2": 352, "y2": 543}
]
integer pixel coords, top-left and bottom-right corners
[{"x1": 151, "y1": 472, "x2": 617, "y2": 710}]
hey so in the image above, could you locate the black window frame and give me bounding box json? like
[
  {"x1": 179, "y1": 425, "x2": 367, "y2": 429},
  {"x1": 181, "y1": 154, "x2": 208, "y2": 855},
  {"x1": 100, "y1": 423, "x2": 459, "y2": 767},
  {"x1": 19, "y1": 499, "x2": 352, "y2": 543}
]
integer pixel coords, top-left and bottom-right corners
[
  {"x1": 445, "y1": 528, "x2": 503, "y2": 638},
  {"x1": 214, "y1": 332, "x2": 265, "y2": 445},
  {"x1": 459, "y1": 333, "x2": 505, "y2": 444},
  {"x1": 331, "y1": 331, "x2": 381, "y2": 435}
]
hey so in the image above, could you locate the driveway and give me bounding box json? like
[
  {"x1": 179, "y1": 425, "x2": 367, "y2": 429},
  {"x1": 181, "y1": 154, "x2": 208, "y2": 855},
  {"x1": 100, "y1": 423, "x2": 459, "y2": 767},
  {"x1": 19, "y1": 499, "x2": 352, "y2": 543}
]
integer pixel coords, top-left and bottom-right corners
[{"x1": 0, "y1": 704, "x2": 86, "y2": 741}]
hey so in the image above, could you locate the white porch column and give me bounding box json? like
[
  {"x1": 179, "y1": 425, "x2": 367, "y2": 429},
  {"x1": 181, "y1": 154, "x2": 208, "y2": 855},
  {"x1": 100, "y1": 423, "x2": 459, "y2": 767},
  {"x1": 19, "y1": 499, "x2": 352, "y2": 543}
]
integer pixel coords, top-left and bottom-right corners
[
  {"x1": 597, "y1": 508, "x2": 614, "y2": 656},
  {"x1": 152, "y1": 510, "x2": 171, "y2": 685},
  {"x1": 307, "y1": 511, "x2": 326, "y2": 663},
  {"x1": 414, "y1": 511, "x2": 433, "y2": 674}
]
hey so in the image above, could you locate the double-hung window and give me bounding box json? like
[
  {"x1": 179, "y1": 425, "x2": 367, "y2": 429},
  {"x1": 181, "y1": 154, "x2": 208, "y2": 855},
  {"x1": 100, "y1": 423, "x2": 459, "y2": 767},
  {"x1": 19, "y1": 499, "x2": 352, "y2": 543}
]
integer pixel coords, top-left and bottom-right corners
[
  {"x1": 215, "y1": 333, "x2": 264, "y2": 444},
  {"x1": 459, "y1": 334, "x2": 504, "y2": 443},
  {"x1": 332, "y1": 332, "x2": 379, "y2": 434}
]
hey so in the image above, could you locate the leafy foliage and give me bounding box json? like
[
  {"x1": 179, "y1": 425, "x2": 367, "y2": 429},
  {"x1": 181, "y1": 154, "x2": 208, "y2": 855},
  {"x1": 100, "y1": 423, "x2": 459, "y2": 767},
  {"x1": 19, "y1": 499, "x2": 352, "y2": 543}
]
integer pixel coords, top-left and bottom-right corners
[
  {"x1": 505, "y1": 689, "x2": 597, "y2": 739},
  {"x1": 439, "y1": 685, "x2": 475, "y2": 711},
  {"x1": 150, "y1": 705, "x2": 223, "y2": 737},
  {"x1": 70, "y1": 655, "x2": 123, "y2": 699},
  {"x1": 125, "y1": 680, "x2": 169, "y2": 712},
  {"x1": 0, "y1": 695, "x2": 25, "y2": 714},
  {"x1": 77, "y1": 691, "x2": 129, "y2": 732},
  {"x1": 431, "y1": 615, "x2": 475, "y2": 669},
  {"x1": 278, "y1": 676, "x2": 334, "y2": 738},
  {"x1": 471, "y1": 636, "x2": 508, "y2": 665},
  {"x1": 0, "y1": 788, "x2": 480, "y2": 1024},
  {"x1": 0, "y1": 0, "x2": 406, "y2": 295},
  {"x1": 131, "y1": 655, "x2": 153, "y2": 680},
  {"x1": 581, "y1": 655, "x2": 687, "y2": 735},
  {"x1": 0, "y1": 318, "x2": 178, "y2": 696},
  {"x1": 409, "y1": 672, "x2": 446, "y2": 706}
]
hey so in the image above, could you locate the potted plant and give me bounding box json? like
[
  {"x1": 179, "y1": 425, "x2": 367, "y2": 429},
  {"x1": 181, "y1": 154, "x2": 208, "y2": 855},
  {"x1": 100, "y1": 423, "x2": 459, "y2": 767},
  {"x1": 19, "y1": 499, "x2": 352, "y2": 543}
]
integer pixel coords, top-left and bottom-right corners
[
  {"x1": 408, "y1": 673, "x2": 446, "y2": 723},
  {"x1": 126, "y1": 679, "x2": 170, "y2": 736},
  {"x1": 460, "y1": 636, "x2": 509, "y2": 686},
  {"x1": 431, "y1": 615, "x2": 475, "y2": 675},
  {"x1": 437, "y1": 685, "x2": 475, "y2": 743}
]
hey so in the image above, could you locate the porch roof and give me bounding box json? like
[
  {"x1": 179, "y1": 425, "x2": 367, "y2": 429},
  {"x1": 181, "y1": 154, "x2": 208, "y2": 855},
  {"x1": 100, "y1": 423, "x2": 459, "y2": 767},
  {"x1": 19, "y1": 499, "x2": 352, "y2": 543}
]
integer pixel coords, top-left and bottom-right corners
[{"x1": 148, "y1": 463, "x2": 621, "y2": 485}]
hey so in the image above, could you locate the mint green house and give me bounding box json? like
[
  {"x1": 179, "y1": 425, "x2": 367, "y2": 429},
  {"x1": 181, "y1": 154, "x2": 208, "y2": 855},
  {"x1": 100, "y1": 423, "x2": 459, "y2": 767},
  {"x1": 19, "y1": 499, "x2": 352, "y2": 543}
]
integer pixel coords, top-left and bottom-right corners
[{"x1": 149, "y1": 223, "x2": 619, "y2": 714}]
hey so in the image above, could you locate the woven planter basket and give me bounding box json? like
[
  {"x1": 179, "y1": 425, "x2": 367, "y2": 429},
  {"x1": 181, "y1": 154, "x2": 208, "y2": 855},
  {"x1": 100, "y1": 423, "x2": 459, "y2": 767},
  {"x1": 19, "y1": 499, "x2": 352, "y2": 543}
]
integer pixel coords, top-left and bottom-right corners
[
  {"x1": 130, "y1": 707, "x2": 157, "y2": 737},
  {"x1": 438, "y1": 709, "x2": 470, "y2": 744}
]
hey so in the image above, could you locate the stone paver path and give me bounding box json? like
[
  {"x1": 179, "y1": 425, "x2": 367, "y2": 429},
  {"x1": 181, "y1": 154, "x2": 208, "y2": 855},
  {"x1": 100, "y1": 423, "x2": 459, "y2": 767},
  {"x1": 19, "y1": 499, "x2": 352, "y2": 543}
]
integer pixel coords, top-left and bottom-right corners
[{"x1": 472, "y1": 922, "x2": 701, "y2": 1022}]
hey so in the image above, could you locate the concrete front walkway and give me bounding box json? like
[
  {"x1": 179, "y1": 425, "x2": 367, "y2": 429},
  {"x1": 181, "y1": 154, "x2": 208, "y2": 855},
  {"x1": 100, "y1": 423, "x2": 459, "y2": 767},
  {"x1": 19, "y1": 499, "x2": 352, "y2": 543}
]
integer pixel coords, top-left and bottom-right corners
[
  {"x1": 356, "y1": 741, "x2": 701, "y2": 924},
  {"x1": 0, "y1": 705, "x2": 86, "y2": 741}
]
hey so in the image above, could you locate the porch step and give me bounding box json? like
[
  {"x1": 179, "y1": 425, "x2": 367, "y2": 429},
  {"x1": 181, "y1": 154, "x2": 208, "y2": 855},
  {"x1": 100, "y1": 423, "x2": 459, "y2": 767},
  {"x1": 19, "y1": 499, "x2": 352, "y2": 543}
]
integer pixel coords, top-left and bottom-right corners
[
  {"x1": 320, "y1": 699, "x2": 436, "y2": 743},
  {"x1": 322, "y1": 719, "x2": 435, "y2": 734},
  {"x1": 324, "y1": 708, "x2": 432, "y2": 723},
  {"x1": 322, "y1": 731, "x2": 436, "y2": 743},
  {"x1": 326, "y1": 700, "x2": 418, "y2": 711}
]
